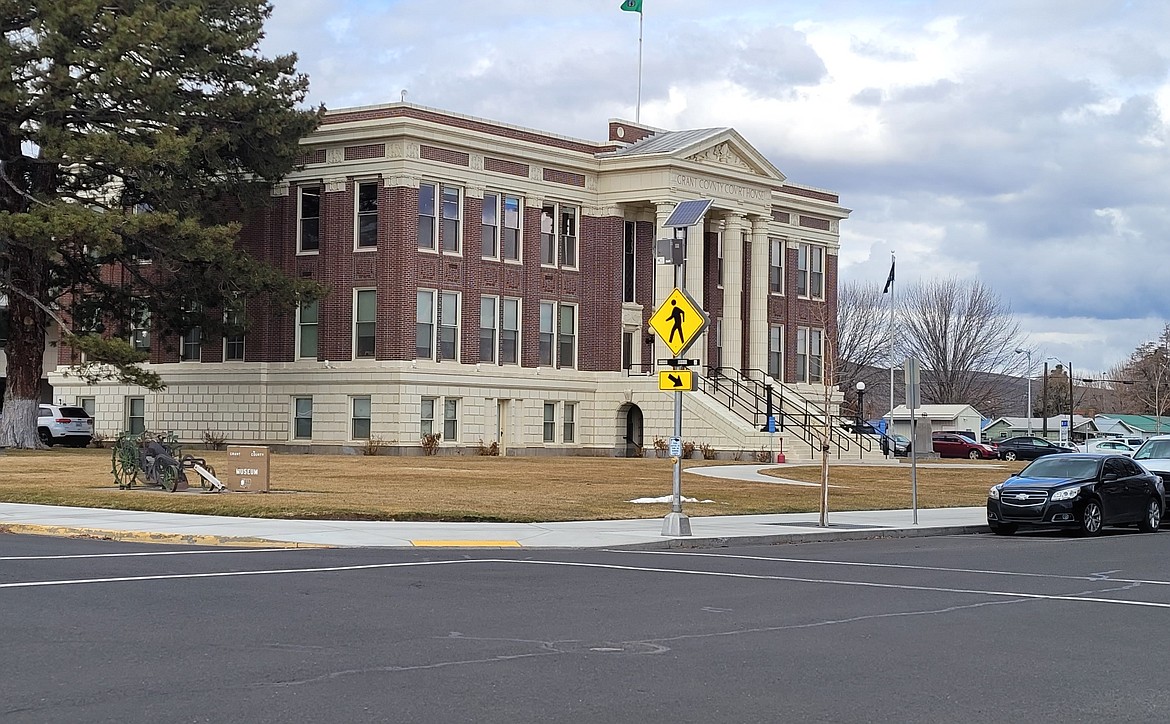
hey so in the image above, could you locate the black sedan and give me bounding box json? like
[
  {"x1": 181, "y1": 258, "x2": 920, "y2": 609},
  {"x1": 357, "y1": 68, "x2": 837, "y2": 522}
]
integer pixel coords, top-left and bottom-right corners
[
  {"x1": 995, "y1": 436, "x2": 1076, "y2": 461},
  {"x1": 987, "y1": 453, "x2": 1164, "y2": 536}
]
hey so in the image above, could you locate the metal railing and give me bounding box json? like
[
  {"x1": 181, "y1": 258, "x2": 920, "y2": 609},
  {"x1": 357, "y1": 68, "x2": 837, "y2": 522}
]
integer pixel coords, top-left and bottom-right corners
[{"x1": 698, "y1": 366, "x2": 874, "y2": 458}]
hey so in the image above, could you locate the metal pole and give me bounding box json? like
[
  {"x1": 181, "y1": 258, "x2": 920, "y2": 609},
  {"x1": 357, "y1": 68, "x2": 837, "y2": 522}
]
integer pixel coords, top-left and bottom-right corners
[
  {"x1": 1068, "y1": 363, "x2": 1074, "y2": 444},
  {"x1": 1026, "y1": 351, "x2": 1033, "y2": 435},
  {"x1": 887, "y1": 253, "x2": 895, "y2": 458},
  {"x1": 636, "y1": 10, "x2": 643, "y2": 123},
  {"x1": 662, "y1": 227, "x2": 690, "y2": 536}
]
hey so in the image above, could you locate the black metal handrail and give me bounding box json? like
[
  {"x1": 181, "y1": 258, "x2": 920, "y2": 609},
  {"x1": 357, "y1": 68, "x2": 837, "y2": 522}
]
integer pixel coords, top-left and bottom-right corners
[{"x1": 699, "y1": 366, "x2": 873, "y2": 458}]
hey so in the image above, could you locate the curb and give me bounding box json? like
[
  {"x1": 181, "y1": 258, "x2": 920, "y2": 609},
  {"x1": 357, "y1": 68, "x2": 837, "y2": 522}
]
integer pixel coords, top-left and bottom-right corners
[
  {"x1": 608, "y1": 524, "x2": 989, "y2": 550},
  {"x1": 0, "y1": 524, "x2": 328, "y2": 549}
]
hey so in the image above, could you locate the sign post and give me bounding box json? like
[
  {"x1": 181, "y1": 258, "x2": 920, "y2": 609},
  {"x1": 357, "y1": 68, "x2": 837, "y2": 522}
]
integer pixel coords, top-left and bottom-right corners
[
  {"x1": 650, "y1": 199, "x2": 712, "y2": 537},
  {"x1": 905, "y1": 357, "x2": 921, "y2": 525}
]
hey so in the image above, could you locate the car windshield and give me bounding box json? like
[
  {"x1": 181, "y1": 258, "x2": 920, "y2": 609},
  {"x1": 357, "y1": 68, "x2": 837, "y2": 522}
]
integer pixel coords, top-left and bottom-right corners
[
  {"x1": 58, "y1": 407, "x2": 90, "y2": 418},
  {"x1": 1135, "y1": 440, "x2": 1170, "y2": 460},
  {"x1": 1019, "y1": 457, "x2": 1099, "y2": 479},
  {"x1": 893, "y1": 435, "x2": 909, "y2": 443}
]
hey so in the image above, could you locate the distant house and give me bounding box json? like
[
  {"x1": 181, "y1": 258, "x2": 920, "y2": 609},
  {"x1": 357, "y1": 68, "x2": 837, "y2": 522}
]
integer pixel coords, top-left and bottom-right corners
[
  {"x1": 983, "y1": 415, "x2": 1097, "y2": 444},
  {"x1": 885, "y1": 404, "x2": 984, "y2": 440},
  {"x1": 1094, "y1": 415, "x2": 1170, "y2": 440}
]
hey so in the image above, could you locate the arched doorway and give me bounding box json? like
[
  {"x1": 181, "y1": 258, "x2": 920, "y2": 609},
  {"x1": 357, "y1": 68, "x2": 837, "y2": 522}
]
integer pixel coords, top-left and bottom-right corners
[{"x1": 619, "y1": 403, "x2": 644, "y2": 457}]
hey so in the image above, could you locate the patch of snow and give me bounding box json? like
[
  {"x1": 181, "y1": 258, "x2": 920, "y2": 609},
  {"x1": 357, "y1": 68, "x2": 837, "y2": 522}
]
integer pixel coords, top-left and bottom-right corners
[{"x1": 628, "y1": 495, "x2": 716, "y2": 504}]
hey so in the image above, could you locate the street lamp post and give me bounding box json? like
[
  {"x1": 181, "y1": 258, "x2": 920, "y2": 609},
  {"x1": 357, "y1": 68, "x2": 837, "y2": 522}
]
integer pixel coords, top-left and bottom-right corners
[
  {"x1": 1015, "y1": 348, "x2": 1032, "y2": 435},
  {"x1": 856, "y1": 381, "x2": 866, "y2": 430}
]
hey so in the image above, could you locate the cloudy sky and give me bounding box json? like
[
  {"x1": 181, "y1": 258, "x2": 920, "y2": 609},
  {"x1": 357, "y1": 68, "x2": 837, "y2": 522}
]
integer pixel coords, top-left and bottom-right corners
[{"x1": 261, "y1": 0, "x2": 1170, "y2": 376}]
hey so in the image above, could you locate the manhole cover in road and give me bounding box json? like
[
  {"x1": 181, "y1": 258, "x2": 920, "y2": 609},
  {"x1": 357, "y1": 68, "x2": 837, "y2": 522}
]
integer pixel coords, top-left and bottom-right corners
[{"x1": 547, "y1": 641, "x2": 667, "y2": 655}]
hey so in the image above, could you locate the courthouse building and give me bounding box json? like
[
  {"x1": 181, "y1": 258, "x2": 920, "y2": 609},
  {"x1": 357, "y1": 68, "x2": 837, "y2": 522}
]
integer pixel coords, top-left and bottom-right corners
[{"x1": 50, "y1": 103, "x2": 870, "y2": 459}]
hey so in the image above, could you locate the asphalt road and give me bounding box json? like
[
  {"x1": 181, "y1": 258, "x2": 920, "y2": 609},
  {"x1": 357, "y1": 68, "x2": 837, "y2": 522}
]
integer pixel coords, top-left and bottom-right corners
[{"x1": 4, "y1": 529, "x2": 1170, "y2": 723}]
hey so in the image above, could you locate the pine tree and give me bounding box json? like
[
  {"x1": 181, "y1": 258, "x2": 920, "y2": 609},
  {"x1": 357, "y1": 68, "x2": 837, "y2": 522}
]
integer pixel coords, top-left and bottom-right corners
[{"x1": 0, "y1": 0, "x2": 323, "y2": 447}]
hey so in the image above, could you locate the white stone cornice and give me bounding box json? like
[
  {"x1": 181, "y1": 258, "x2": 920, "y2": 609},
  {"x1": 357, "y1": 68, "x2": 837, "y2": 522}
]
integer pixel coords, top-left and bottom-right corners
[
  {"x1": 583, "y1": 204, "x2": 622, "y2": 218},
  {"x1": 271, "y1": 181, "x2": 290, "y2": 197},
  {"x1": 324, "y1": 177, "x2": 347, "y2": 193},
  {"x1": 387, "y1": 174, "x2": 421, "y2": 189},
  {"x1": 465, "y1": 183, "x2": 486, "y2": 199}
]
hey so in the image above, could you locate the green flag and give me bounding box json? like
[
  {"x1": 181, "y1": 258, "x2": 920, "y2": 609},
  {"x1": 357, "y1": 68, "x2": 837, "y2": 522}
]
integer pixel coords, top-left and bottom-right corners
[{"x1": 620, "y1": 0, "x2": 642, "y2": 12}]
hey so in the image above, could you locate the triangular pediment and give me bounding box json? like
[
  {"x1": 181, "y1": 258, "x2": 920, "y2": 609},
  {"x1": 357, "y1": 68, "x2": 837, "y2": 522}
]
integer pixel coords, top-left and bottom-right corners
[{"x1": 682, "y1": 131, "x2": 786, "y2": 182}]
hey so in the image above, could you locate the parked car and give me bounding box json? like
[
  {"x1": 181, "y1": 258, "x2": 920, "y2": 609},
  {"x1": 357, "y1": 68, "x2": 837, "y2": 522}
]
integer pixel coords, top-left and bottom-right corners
[
  {"x1": 995, "y1": 436, "x2": 1076, "y2": 461},
  {"x1": 1075, "y1": 439, "x2": 1136, "y2": 457},
  {"x1": 1132, "y1": 435, "x2": 1170, "y2": 485},
  {"x1": 987, "y1": 453, "x2": 1164, "y2": 536},
  {"x1": 932, "y1": 433, "x2": 997, "y2": 459},
  {"x1": 36, "y1": 404, "x2": 94, "y2": 447}
]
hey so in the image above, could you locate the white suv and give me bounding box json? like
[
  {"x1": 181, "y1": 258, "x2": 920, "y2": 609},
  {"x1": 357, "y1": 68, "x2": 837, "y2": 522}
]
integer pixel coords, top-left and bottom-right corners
[
  {"x1": 1133, "y1": 435, "x2": 1170, "y2": 485},
  {"x1": 37, "y1": 404, "x2": 94, "y2": 447}
]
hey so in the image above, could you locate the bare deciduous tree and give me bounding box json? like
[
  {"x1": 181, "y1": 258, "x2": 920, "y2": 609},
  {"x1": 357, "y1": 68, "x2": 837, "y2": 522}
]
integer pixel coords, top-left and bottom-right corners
[
  {"x1": 896, "y1": 277, "x2": 1027, "y2": 405},
  {"x1": 1109, "y1": 325, "x2": 1170, "y2": 424},
  {"x1": 836, "y1": 280, "x2": 893, "y2": 417}
]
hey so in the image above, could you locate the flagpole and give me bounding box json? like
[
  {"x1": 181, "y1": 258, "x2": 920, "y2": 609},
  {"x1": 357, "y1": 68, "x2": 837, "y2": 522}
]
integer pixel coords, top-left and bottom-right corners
[
  {"x1": 636, "y1": 8, "x2": 643, "y2": 122},
  {"x1": 888, "y1": 251, "x2": 896, "y2": 458}
]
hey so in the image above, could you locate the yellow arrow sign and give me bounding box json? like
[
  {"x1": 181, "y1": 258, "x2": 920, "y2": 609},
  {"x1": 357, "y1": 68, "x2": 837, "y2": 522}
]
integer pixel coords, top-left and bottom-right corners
[
  {"x1": 648, "y1": 287, "x2": 709, "y2": 356},
  {"x1": 658, "y1": 369, "x2": 696, "y2": 392}
]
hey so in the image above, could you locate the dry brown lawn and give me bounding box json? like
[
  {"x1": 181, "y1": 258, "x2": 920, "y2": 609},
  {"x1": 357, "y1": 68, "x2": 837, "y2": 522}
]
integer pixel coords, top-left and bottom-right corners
[{"x1": 0, "y1": 448, "x2": 1010, "y2": 522}]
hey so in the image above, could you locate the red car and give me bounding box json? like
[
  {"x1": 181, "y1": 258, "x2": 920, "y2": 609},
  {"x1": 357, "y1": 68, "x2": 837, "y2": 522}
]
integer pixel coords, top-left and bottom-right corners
[{"x1": 932, "y1": 433, "x2": 997, "y2": 459}]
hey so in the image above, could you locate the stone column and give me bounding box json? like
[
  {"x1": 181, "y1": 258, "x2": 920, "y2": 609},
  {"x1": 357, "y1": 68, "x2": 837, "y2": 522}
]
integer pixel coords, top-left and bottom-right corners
[
  {"x1": 748, "y1": 215, "x2": 771, "y2": 373},
  {"x1": 721, "y1": 213, "x2": 746, "y2": 373}
]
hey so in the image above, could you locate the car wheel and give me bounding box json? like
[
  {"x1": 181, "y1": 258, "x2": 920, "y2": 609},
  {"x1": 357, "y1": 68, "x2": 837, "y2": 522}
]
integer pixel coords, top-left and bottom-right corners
[
  {"x1": 968, "y1": 450, "x2": 981, "y2": 459},
  {"x1": 1139, "y1": 497, "x2": 1162, "y2": 533},
  {"x1": 1078, "y1": 499, "x2": 1104, "y2": 537},
  {"x1": 1002, "y1": 450, "x2": 1017, "y2": 461},
  {"x1": 37, "y1": 428, "x2": 53, "y2": 447},
  {"x1": 990, "y1": 522, "x2": 1017, "y2": 536}
]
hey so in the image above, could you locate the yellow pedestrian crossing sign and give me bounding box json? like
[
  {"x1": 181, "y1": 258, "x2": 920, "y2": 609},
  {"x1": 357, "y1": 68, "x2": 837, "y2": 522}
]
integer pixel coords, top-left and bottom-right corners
[
  {"x1": 659, "y1": 369, "x2": 696, "y2": 391},
  {"x1": 648, "y1": 287, "x2": 709, "y2": 356}
]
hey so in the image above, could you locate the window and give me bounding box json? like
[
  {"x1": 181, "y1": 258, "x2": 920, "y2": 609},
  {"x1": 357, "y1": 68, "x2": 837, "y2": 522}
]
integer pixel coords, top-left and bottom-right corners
[
  {"x1": 297, "y1": 300, "x2": 318, "y2": 360},
  {"x1": 769, "y1": 238, "x2": 784, "y2": 294},
  {"x1": 443, "y1": 398, "x2": 459, "y2": 441},
  {"x1": 480, "y1": 296, "x2": 498, "y2": 364},
  {"x1": 0, "y1": 302, "x2": 8, "y2": 348},
  {"x1": 421, "y1": 397, "x2": 436, "y2": 437},
  {"x1": 543, "y1": 402, "x2": 556, "y2": 443},
  {"x1": 298, "y1": 186, "x2": 320, "y2": 253},
  {"x1": 796, "y1": 327, "x2": 808, "y2": 383},
  {"x1": 130, "y1": 308, "x2": 150, "y2": 353},
  {"x1": 418, "y1": 183, "x2": 436, "y2": 250},
  {"x1": 564, "y1": 402, "x2": 576, "y2": 443},
  {"x1": 810, "y1": 245, "x2": 824, "y2": 299},
  {"x1": 809, "y1": 328, "x2": 824, "y2": 382},
  {"x1": 714, "y1": 319, "x2": 723, "y2": 369},
  {"x1": 416, "y1": 290, "x2": 435, "y2": 359},
  {"x1": 558, "y1": 304, "x2": 577, "y2": 368},
  {"x1": 78, "y1": 397, "x2": 96, "y2": 418},
  {"x1": 293, "y1": 397, "x2": 313, "y2": 439},
  {"x1": 501, "y1": 298, "x2": 520, "y2": 365},
  {"x1": 352, "y1": 396, "x2": 371, "y2": 440},
  {"x1": 126, "y1": 397, "x2": 145, "y2": 435},
  {"x1": 623, "y1": 221, "x2": 636, "y2": 303},
  {"x1": 224, "y1": 307, "x2": 245, "y2": 361},
  {"x1": 502, "y1": 194, "x2": 521, "y2": 261},
  {"x1": 796, "y1": 326, "x2": 824, "y2": 383},
  {"x1": 768, "y1": 325, "x2": 783, "y2": 379},
  {"x1": 354, "y1": 289, "x2": 376, "y2": 358},
  {"x1": 539, "y1": 302, "x2": 554, "y2": 366},
  {"x1": 482, "y1": 192, "x2": 498, "y2": 259},
  {"x1": 355, "y1": 181, "x2": 378, "y2": 248},
  {"x1": 441, "y1": 184, "x2": 460, "y2": 253},
  {"x1": 180, "y1": 326, "x2": 201, "y2": 362},
  {"x1": 622, "y1": 331, "x2": 634, "y2": 370},
  {"x1": 716, "y1": 233, "x2": 724, "y2": 287},
  {"x1": 540, "y1": 302, "x2": 577, "y2": 368},
  {"x1": 438, "y1": 292, "x2": 459, "y2": 361},
  {"x1": 797, "y1": 243, "x2": 825, "y2": 299},
  {"x1": 421, "y1": 184, "x2": 461, "y2": 252},
  {"x1": 540, "y1": 202, "x2": 578, "y2": 267}
]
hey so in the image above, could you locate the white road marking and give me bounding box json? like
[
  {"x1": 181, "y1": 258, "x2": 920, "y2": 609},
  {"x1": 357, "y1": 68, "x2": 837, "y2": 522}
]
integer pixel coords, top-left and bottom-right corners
[
  {"x1": 0, "y1": 548, "x2": 297, "y2": 562},
  {"x1": 2, "y1": 558, "x2": 1170, "y2": 610},
  {"x1": 617, "y1": 550, "x2": 1170, "y2": 587}
]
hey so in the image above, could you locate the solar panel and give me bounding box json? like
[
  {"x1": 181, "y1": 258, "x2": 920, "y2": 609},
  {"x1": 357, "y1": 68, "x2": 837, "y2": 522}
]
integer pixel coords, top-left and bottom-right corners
[{"x1": 664, "y1": 199, "x2": 713, "y2": 228}]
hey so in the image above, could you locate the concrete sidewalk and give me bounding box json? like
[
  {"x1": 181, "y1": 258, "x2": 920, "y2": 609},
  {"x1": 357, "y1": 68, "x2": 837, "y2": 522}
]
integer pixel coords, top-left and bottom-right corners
[{"x1": 0, "y1": 501, "x2": 988, "y2": 549}]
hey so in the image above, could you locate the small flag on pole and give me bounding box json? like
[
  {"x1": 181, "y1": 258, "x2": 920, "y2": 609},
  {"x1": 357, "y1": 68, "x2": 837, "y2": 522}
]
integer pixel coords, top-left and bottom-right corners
[
  {"x1": 883, "y1": 257, "x2": 895, "y2": 294},
  {"x1": 620, "y1": 0, "x2": 643, "y2": 12}
]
